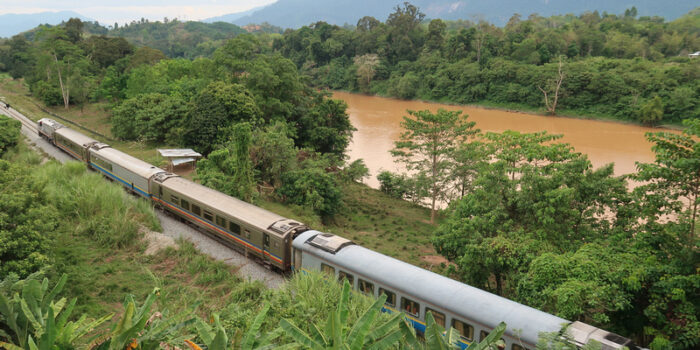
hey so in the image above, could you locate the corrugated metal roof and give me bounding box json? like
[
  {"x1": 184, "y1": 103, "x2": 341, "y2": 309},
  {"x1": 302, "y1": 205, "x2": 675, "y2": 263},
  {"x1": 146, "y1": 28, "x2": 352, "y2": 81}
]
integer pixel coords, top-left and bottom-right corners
[
  {"x1": 171, "y1": 157, "x2": 197, "y2": 166},
  {"x1": 158, "y1": 149, "x2": 201, "y2": 158},
  {"x1": 160, "y1": 176, "x2": 287, "y2": 234},
  {"x1": 293, "y1": 230, "x2": 568, "y2": 346}
]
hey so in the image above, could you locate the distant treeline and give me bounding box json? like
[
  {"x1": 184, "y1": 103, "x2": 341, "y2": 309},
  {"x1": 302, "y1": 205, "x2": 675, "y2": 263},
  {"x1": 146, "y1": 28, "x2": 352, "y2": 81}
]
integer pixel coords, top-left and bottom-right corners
[{"x1": 272, "y1": 4, "x2": 700, "y2": 124}]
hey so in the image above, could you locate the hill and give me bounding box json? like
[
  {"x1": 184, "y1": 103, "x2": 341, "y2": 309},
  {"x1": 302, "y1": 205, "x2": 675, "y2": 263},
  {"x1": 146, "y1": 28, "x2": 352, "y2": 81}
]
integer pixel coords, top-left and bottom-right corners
[
  {"x1": 108, "y1": 20, "x2": 247, "y2": 58},
  {"x1": 229, "y1": 0, "x2": 700, "y2": 28},
  {"x1": 0, "y1": 11, "x2": 92, "y2": 38}
]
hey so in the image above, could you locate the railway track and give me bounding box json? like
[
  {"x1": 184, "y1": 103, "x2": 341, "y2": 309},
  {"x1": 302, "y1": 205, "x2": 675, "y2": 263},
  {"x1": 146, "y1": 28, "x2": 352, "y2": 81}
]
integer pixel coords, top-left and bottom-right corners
[{"x1": 1, "y1": 104, "x2": 39, "y2": 134}]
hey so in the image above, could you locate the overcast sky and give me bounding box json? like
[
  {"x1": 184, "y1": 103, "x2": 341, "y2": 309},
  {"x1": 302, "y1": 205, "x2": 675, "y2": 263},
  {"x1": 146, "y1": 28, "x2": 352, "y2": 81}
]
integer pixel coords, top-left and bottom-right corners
[{"x1": 0, "y1": 0, "x2": 277, "y2": 24}]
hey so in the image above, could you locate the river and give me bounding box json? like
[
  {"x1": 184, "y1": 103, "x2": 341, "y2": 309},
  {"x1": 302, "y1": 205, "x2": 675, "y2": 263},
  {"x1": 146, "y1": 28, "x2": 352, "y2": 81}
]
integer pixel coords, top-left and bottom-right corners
[{"x1": 334, "y1": 91, "x2": 673, "y2": 189}]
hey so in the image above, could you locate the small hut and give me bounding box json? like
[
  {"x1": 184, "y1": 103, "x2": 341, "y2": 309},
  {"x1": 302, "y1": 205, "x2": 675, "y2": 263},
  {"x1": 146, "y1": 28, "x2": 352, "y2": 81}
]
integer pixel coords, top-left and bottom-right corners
[{"x1": 157, "y1": 149, "x2": 202, "y2": 172}]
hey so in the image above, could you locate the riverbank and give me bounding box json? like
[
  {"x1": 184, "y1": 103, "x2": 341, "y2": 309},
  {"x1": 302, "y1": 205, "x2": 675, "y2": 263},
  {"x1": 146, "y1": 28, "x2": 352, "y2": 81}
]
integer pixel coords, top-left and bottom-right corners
[{"x1": 334, "y1": 89, "x2": 684, "y2": 131}]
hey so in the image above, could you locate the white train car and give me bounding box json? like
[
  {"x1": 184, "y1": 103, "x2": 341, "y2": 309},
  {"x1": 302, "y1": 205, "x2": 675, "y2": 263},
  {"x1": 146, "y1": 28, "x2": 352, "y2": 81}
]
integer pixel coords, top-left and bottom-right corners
[
  {"x1": 292, "y1": 231, "x2": 636, "y2": 350},
  {"x1": 88, "y1": 145, "x2": 165, "y2": 198}
]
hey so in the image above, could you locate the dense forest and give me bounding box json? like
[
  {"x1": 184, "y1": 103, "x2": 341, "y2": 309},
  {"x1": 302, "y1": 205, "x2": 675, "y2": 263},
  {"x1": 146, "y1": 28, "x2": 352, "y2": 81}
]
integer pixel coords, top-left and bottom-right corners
[
  {"x1": 0, "y1": 3, "x2": 698, "y2": 349},
  {"x1": 272, "y1": 4, "x2": 700, "y2": 125}
]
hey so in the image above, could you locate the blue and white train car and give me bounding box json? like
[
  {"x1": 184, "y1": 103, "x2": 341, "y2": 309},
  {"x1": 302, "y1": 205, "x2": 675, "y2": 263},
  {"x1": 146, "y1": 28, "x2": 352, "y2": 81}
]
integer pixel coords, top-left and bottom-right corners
[
  {"x1": 88, "y1": 145, "x2": 165, "y2": 198},
  {"x1": 292, "y1": 231, "x2": 636, "y2": 350}
]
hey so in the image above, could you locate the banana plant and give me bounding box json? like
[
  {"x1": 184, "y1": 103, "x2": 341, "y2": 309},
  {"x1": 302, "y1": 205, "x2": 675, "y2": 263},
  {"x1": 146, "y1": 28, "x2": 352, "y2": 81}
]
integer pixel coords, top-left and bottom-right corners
[
  {"x1": 0, "y1": 274, "x2": 111, "y2": 350},
  {"x1": 91, "y1": 288, "x2": 196, "y2": 350},
  {"x1": 400, "y1": 312, "x2": 506, "y2": 350},
  {"x1": 185, "y1": 303, "x2": 294, "y2": 350},
  {"x1": 279, "y1": 280, "x2": 404, "y2": 350}
]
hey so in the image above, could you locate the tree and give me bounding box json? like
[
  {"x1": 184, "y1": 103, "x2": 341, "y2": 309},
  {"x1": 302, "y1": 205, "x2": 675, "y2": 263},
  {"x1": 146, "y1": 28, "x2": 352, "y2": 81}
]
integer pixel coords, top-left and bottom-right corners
[
  {"x1": 196, "y1": 123, "x2": 256, "y2": 202},
  {"x1": 279, "y1": 167, "x2": 343, "y2": 218},
  {"x1": 183, "y1": 81, "x2": 261, "y2": 154},
  {"x1": 634, "y1": 119, "x2": 700, "y2": 258},
  {"x1": 34, "y1": 26, "x2": 88, "y2": 109},
  {"x1": 537, "y1": 56, "x2": 565, "y2": 115},
  {"x1": 425, "y1": 19, "x2": 446, "y2": 51},
  {"x1": 433, "y1": 131, "x2": 630, "y2": 296},
  {"x1": 391, "y1": 109, "x2": 478, "y2": 223},
  {"x1": 638, "y1": 95, "x2": 664, "y2": 126},
  {"x1": 64, "y1": 18, "x2": 84, "y2": 43},
  {"x1": 111, "y1": 93, "x2": 187, "y2": 144},
  {"x1": 249, "y1": 122, "x2": 298, "y2": 189},
  {"x1": 353, "y1": 54, "x2": 379, "y2": 92},
  {"x1": 295, "y1": 94, "x2": 354, "y2": 156},
  {"x1": 385, "y1": 2, "x2": 426, "y2": 63}
]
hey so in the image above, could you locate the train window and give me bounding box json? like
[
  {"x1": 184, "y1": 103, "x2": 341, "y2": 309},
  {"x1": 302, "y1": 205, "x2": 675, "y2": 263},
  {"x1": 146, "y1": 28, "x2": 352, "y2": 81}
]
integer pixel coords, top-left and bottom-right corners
[
  {"x1": 229, "y1": 222, "x2": 240, "y2": 234},
  {"x1": 338, "y1": 271, "x2": 353, "y2": 286},
  {"x1": 216, "y1": 216, "x2": 226, "y2": 228},
  {"x1": 379, "y1": 288, "x2": 396, "y2": 308},
  {"x1": 180, "y1": 199, "x2": 190, "y2": 211},
  {"x1": 321, "y1": 263, "x2": 335, "y2": 276},
  {"x1": 263, "y1": 234, "x2": 270, "y2": 247},
  {"x1": 426, "y1": 308, "x2": 445, "y2": 328},
  {"x1": 401, "y1": 297, "x2": 420, "y2": 317},
  {"x1": 480, "y1": 331, "x2": 488, "y2": 342},
  {"x1": 191, "y1": 204, "x2": 201, "y2": 216},
  {"x1": 358, "y1": 279, "x2": 374, "y2": 295},
  {"x1": 203, "y1": 211, "x2": 213, "y2": 222},
  {"x1": 452, "y1": 319, "x2": 474, "y2": 341},
  {"x1": 171, "y1": 195, "x2": 179, "y2": 203}
]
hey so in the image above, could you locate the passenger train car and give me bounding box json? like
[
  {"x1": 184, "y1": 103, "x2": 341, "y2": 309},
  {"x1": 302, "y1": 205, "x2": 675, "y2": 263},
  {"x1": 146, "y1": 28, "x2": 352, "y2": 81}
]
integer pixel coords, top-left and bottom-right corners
[
  {"x1": 292, "y1": 230, "x2": 638, "y2": 350},
  {"x1": 36, "y1": 118, "x2": 637, "y2": 349}
]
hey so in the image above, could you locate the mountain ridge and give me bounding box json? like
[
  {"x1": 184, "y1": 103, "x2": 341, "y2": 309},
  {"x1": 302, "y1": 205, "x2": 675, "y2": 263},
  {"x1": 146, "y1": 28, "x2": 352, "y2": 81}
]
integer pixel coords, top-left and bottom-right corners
[
  {"x1": 225, "y1": 0, "x2": 700, "y2": 28},
  {"x1": 0, "y1": 11, "x2": 93, "y2": 38}
]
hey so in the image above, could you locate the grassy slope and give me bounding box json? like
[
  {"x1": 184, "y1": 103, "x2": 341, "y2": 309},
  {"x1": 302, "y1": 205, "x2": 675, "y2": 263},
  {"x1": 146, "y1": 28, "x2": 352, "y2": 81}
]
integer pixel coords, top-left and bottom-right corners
[
  {"x1": 0, "y1": 73, "x2": 444, "y2": 273},
  {"x1": 3, "y1": 141, "x2": 265, "y2": 322},
  {"x1": 4, "y1": 143, "x2": 390, "y2": 346}
]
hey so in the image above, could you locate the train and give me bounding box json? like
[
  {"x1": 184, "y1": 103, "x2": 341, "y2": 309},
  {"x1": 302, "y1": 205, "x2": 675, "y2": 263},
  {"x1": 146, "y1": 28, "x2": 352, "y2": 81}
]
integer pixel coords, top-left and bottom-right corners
[{"x1": 36, "y1": 118, "x2": 637, "y2": 350}]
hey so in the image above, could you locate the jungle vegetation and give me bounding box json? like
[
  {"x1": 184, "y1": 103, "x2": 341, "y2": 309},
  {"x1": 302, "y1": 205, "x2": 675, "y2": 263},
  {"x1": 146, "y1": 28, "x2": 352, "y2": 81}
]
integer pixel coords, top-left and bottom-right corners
[{"x1": 0, "y1": 4, "x2": 698, "y2": 349}]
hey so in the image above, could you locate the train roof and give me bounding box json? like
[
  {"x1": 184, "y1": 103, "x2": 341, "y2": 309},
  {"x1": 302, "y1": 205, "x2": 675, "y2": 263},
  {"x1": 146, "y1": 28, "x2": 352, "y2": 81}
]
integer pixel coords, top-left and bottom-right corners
[
  {"x1": 293, "y1": 230, "x2": 568, "y2": 346},
  {"x1": 55, "y1": 127, "x2": 98, "y2": 147},
  {"x1": 160, "y1": 176, "x2": 290, "y2": 234},
  {"x1": 90, "y1": 146, "x2": 165, "y2": 180}
]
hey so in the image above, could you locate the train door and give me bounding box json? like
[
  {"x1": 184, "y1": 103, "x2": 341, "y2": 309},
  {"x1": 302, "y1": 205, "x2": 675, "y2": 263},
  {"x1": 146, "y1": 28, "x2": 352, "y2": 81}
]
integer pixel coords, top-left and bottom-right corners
[
  {"x1": 293, "y1": 247, "x2": 302, "y2": 272},
  {"x1": 263, "y1": 233, "x2": 271, "y2": 263}
]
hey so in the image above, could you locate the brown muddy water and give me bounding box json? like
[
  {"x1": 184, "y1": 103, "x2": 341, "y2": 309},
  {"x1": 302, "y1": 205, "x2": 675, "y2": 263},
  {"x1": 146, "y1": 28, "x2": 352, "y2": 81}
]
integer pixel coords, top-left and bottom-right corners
[{"x1": 334, "y1": 91, "x2": 676, "y2": 189}]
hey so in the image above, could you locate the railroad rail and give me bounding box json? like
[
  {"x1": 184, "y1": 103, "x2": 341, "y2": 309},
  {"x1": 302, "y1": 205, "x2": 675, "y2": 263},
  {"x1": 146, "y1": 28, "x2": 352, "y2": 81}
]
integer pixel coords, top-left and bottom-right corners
[{"x1": 1, "y1": 103, "x2": 38, "y2": 134}]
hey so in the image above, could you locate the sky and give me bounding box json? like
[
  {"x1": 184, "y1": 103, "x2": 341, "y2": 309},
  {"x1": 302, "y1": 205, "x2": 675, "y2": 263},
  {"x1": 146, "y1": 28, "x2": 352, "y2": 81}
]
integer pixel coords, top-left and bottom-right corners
[{"x1": 0, "y1": 0, "x2": 277, "y2": 24}]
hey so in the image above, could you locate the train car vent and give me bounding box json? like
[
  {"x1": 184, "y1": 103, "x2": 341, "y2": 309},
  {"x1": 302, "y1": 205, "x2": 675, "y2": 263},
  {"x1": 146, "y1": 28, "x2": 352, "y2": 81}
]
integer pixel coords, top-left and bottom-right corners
[
  {"x1": 153, "y1": 172, "x2": 178, "y2": 183},
  {"x1": 306, "y1": 233, "x2": 354, "y2": 254},
  {"x1": 269, "y1": 219, "x2": 307, "y2": 234},
  {"x1": 603, "y1": 333, "x2": 630, "y2": 345}
]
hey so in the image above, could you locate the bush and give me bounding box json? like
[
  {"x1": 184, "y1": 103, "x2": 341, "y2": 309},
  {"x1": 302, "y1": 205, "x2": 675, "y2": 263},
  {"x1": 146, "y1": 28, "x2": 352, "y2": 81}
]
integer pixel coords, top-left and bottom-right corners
[
  {"x1": 31, "y1": 80, "x2": 64, "y2": 106},
  {"x1": 279, "y1": 168, "x2": 342, "y2": 217},
  {"x1": 0, "y1": 160, "x2": 58, "y2": 278},
  {"x1": 0, "y1": 115, "x2": 21, "y2": 155}
]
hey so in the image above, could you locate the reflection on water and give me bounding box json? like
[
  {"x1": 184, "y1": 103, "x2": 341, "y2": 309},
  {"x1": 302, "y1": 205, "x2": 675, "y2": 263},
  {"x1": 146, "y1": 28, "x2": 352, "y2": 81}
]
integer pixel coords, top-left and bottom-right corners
[{"x1": 335, "y1": 91, "x2": 675, "y2": 189}]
